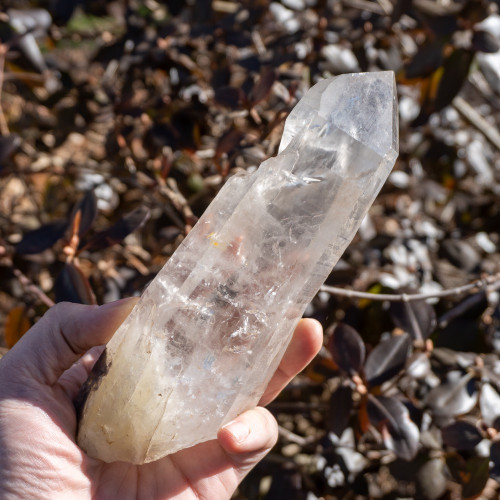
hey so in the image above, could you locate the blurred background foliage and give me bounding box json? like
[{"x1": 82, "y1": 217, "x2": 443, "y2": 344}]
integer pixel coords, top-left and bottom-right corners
[{"x1": 1, "y1": 0, "x2": 500, "y2": 498}]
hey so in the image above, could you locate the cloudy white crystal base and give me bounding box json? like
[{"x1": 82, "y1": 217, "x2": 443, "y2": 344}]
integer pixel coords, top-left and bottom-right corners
[{"x1": 76, "y1": 71, "x2": 399, "y2": 464}]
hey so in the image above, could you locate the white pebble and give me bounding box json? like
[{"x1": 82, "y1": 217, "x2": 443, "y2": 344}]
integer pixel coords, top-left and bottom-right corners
[{"x1": 476, "y1": 231, "x2": 496, "y2": 253}]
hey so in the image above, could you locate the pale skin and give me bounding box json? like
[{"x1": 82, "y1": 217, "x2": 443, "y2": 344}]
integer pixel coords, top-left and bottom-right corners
[{"x1": 0, "y1": 298, "x2": 323, "y2": 499}]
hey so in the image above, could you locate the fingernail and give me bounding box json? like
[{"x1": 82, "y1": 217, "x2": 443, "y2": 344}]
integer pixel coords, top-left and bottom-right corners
[
  {"x1": 100, "y1": 297, "x2": 139, "y2": 311},
  {"x1": 224, "y1": 420, "x2": 250, "y2": 443}
]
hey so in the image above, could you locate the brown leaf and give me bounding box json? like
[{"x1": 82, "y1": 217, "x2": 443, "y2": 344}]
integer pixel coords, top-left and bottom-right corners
[
  {"x1": 473, "y1": 30, "x2": 500, "y2": 53},
  {"x1": 15, "y1": 220, "x2": 68, "y2": 255},
  {"x1": 441, "y1": 420, "x2": 482, "y2": 450},
  {"x1": 328, "y1": 385, "x2": 353, "y2": 437},
  {"x1": 328, "y1": 323, "x2": 365, "y2": 376},
  {"x1": 82, "y1": 206, "x2": 151, "y2": 253},
  {"x1": 364, "y1": 333, "x2": 411, "y2": 388},
  {"x1": 73, "y1": 190, "x2": 98, "y2": 237},
  {"x1": 248, "y1": 67, "x2": 276, "y2": 106},
  {"x1": 215, "y1": 129, "x2": 245, "y2": 159},
  {"x1": 214, "y1": 86, "x2": 246, "y2": 109},
  {"x1": 5, "y1": 306, "x2": 31, "y2": 348},
  {"x1": 54, "y1": 262, "x2": 96, "y2": 305},
  {"x1": 390, "y1": 300, "x2": 436, "y2": 340},
  {"x1": 367, "y1": 395, "x2": 419, "y2": 461}
]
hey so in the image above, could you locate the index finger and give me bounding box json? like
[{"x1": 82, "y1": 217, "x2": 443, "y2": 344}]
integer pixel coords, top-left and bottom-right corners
[
  {"x1": 259, "y1": 318, "x2": 323, "y2": 406},
  {"x1": 1, "y1": 298, "x2": 137, "y2": 387}
]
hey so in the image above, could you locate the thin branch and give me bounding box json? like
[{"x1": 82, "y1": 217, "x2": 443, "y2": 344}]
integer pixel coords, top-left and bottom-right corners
[
  {"x1": 341, "y1": 0, "x2": 386, "y2": 15},
  {"x1": 320, "y1": 273, "x2": 500, "y2": 302},
  {"x1": 468, "y1": 72, "x2": 500, "y2": 113},
  {"x1": 268, "y1": 401, "x2": 326, "y2": 412},
  {"x1": 0, "y1": 43, "x2": 10, "y2": 135},
  {"x1": 437, "y1": 280, "x2": 500, "y2": 329},
  {"x1": 161, "y1": 177, "x2": 197, "y2": 229},
  {"x1": 453, "y1": 96, "x2": 500, "y2": 152},
  {"x1": 278, "y1": 425, "x2": 315, "y2": 446},
  {"x1": 13, "y1": 268, "x2": 55, "y2": 308},
  {"x1": 3, "y1": 71, "x2": 45, "y2": 83},
  {"x1": 376, "y1": 0, "x2": 393, "y2": 15}
]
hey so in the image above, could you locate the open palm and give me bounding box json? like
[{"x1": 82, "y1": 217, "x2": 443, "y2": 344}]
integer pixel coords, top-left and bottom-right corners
[{"x1": 0, "y1": 299, "x2": 322, "y2": 499}]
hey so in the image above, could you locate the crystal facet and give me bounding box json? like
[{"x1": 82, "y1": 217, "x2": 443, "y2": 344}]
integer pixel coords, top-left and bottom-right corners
[{"x1": 76, "y1": 71, "x2": 399, "y2": 464}]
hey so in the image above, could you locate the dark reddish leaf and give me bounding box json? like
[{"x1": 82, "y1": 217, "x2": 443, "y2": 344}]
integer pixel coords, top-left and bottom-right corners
[
  {"x1": 171, "y1": 111, "x2": 202, "y2": 152},
  {"x1": 432, "y1": 348, "x2": 475, "y2": 369},
  {"x1": 414, "y1": 48, "x2": 474, "y2": 126},
  {"x1": 365, "y1": 333, "x2": 411, "y2": 388},
  {"x1": 490, "y1": 441, "x2": 500, "y2": 482},
  {"x1": 328, "y1": 385, "x2": 353, "y2": 437},
  {"x1": 54, "y1": 262, "x2": 96, "y2": 305},
  {"x1": 328, "y1": 323, "x2": 365, "y2": 376},
  {"x1": 440, "y1": 239, "x2": 480, "y2": 273},
  {"x1": 15, "y1": 220, "x2": 68, "y2": 255},
  {"x1": 146, "y1": 123, "x2": 177, "y2": 153},
  {"x1": 214, "y1": 86, "x2": 246, "y2": 109},
  {"x1": 426, "y1": 372, "x2": 478, "y2": 417},
  {"x1": 83, "y1": 206, "x2": 151, "y2": 252},
  {"x1": 4, "y1": 305, "x2": 30, "y2": 348},
  {"x1": 215, "y1": 129, "x2": 245, "y2": 158},
  {"x1": 248, "y1": 67, "x2": 276, "y2": 106},
  {"x1": 459, "y1": 0, "x2": 490, "y2": 25},
  {"x1": 73, "y1": 190, "x2": 98, "y2": 237},
  {"x1": 447, "y1": 455, "x2": 489, "y2": 499},
  {"x1": 49, "y1": 0, "x2": 78, "y2": 24},
  {"x1": 441, "y1": 420, "x2": 482, "y2": 450},
  {"x1": 402, "y1": 40, "x2": 444, "y2": 79},
  {"x1": 473, "y1": 30, "x2": 500, "y2": 53},
  {"x1": 391, "y1": 0, "x2": 412, "y2": 23},
  {"x1": 390, "y1": 300, "x2": 436, "y2": 340},
  {"x1": 366, "y1": 395, "x2": 419, "y2": 461}
]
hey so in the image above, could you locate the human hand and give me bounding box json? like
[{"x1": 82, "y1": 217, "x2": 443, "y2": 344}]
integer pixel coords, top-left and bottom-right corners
[{"x1": 0, "y1": 299, "x2": 322, "y2": 499}]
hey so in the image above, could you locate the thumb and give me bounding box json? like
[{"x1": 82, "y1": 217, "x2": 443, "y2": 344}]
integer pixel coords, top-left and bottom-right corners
[
  {"x1": 217, "y1": 407, "x2": 278, "y2": 480},
  {"x1": 0, "y1": 298, "x2": 138, "y2": 386}
]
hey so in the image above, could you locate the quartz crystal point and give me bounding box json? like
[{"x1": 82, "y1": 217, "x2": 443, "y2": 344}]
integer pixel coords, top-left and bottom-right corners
[{"x1": 77, "y1": 71, "x2": 399, "y2": 464}]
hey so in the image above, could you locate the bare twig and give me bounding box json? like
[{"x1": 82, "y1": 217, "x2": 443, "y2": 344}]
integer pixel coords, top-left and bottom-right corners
[
  {"x1": 376, "y1": 0, "x2": 393, "y2": 15},
  {"x1": 212, "y1": 1, "x2": 240, "y2": 14},
  {"x1": 278, "y1": 425, "x2": 315, "y2": 446},
  {"x1": 268, "y1": 401, "x2": 326, "y2": 412},
  {"x1": 468, "y1": 72, "x2": 500, "y2": 112},
  {"x1": 320, "y1": 273, "x2": 500, "y2": 302},
  {"x1": 3, "y1": 71, "x2": 45, "y2": 83},
  {"x1": 0, "y1": 43, "x2": 10, "y2": 135},
  {"x1": 437, "y1": 280, "x2": 500, "y2": 328},
  {"x1": 453, "y1": 96, "x2": 500, "y2": 152},
  {"x1": 341, "y1": 0, "x2": 386, "y2": 15},
  {"x1": 161, "y1": 177, "x2": 197, "y2": 230},
  {"x1": 13, "y1": 268, "x2": 55, "y2": 308}
]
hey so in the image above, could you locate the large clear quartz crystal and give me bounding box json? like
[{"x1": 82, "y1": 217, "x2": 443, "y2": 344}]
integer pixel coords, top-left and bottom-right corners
[{"x1": 77, "y1": 71, "x2": 399, "y2": 464}]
